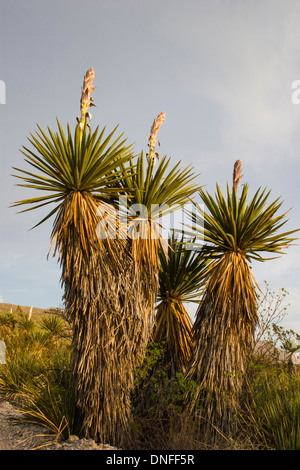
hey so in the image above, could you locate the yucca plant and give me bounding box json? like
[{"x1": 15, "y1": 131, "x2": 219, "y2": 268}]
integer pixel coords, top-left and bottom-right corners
[
  {"x1": 39, "y1": 315, "x2": 69, "y2": 344},
  {"x1": 184, "y1": 160, "x2": 299, "y2": 441},
  {"x1": 0, "y1": 313, "x2": 18, "y2": 338},
  {"x1": 118, "y1": 113, "x2": 199, "y2": 274},
  {"x1": 115, "y1": 115, "x2": 200, "y2": 360},
  {"x1": 153, "y1": 231, "x2": 207, "y2": 377},
  {"x1": 11, "y1": 67, "x2": 139, "y2": 446},
  {"x1": 15, "y1": 369, "x2": 82, "y2": 444}
]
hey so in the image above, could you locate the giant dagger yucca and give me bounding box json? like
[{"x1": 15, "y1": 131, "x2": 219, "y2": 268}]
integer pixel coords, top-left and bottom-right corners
[
  {"x1": 115, "y1": 113, "x2": 201, "y2": 360},
  {"x1": 11, "y1": 68, "x2": 140, "y2": 446},
  {"x1": 184, "y1": 160, "x2": 299, "y2": 442}
]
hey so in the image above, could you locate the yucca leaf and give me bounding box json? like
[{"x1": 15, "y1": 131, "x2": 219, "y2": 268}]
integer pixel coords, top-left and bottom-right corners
[
  {"x1": 186, "y1": 183, "x2": 299, "y2": 262},
  {"x1": 12, "y1": 121, "x2": 135, "y2": 229}
]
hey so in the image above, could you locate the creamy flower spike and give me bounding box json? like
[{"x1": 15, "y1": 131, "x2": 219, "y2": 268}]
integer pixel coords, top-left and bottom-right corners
[
  {"x1": 78, "y1": 67, "x2": 96, "y2": 129},
  {"x1": 233, "y1": 159, "x2": 242, "y2": 191},
  {"x1": 147, "y1": 111, "x2": 166, "y2": 163}
]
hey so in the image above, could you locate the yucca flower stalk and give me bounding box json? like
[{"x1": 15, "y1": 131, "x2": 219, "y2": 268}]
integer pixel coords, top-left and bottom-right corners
[
  {"x1": 152, "y1": 231, "x2": 208, "y2": 377},
  {"x1": 184, "y1": 161, "x2": 299, "y2": 442},
  {"x1": 147, "y1": 111, "x2": 166, "y2": 164},
  {"x1": 232, "y1": 159, "x2": 242, "y2": 191},
  {"x1": 11, "y1": 68, "x2": 141, "y2": 446},
  {"x1": 77, "y1": 66, "x2": 96, "y2": 130}
]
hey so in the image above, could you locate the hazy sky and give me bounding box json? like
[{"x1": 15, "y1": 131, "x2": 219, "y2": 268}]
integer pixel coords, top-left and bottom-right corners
[{"x1": 0, "y1": 0, "x2": 300, "y2": 331}]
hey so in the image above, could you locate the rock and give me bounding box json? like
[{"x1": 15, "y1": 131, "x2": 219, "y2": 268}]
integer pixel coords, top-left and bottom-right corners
[
  {"x1": 68, "y1": 435, "x2": 79, "y2": 441},
  {"x1": 0, "y1": 439, "x2": 10, "y2": 450}
]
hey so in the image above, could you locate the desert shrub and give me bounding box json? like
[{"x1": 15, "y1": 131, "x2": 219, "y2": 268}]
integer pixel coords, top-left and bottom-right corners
[
  {"x1": 0, "y1": 312, "x2": 18, "y2": 330},
  {"x1": 0, "y1": 325, "x2": 57, "y2": 399},
  {"x1": 128, "y1": 341, "x2": 200, "y2": 449},
  {"x1": 0, "y1": 313, "x2": 19, "y2": 342},
  {"x1": 13, "y1": 356, "x2": 83, "y2": 440},
  {"x1": 241, "y1": 363, "x2": 300, "y2": 450}
]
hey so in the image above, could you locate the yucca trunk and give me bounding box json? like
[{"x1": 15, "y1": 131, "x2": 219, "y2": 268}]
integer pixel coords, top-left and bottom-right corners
[
  {"x1": 153, "y1": 300, "x2": 193, "y2": 377},
  {"x1": 185, "y1": 251, "x2": 257, "y2": 441},
  {"x1": 132, "y1": 263, "x2": 159, "y2": 361},
  {"x1": 53, "y1": 193, "x2": 138, "y2": 446}
]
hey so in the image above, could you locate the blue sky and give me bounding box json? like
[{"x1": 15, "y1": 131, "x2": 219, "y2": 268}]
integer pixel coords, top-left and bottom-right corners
[{"x1": 0, "y1": 0, "x2": 300, "y2": 331}]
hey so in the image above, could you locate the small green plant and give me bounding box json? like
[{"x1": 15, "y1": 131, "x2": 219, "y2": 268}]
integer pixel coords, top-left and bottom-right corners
[
  {"x1": 15, "y1": 361, "x2": 83, "y2": 440},
  {"x1": 133, "y1": 341, "x2": 199, "y2": 415},
  {"x1": 39, "y1": 315, "x2": 69, "y2": 344},
  {"x1": 243, "y1": 364, "x2": 300, "y2": 450},
  {"x1": 0, "y1": 313, "x2": 18, "y2": 339},
  {"x1": 262, "y1": 376, "x2": 300, "y2": 450},
  {"x1": 164, "y1": 373, "x2": 199, "y2": 412},
  {"x1": 133, "y1": 341, "x2": 165, "y2": 388},
  {"x1": 129, "y1": 344, "x2": 201, "y2": 450},
  {"x1": 16, "y1": 307, "x2": 36, "y2": 333}
]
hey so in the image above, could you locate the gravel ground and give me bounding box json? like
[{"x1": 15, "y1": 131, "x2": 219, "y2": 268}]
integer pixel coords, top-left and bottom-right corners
[{"x1": 0, "y1": 400, "x2": 118, "y2": 451}]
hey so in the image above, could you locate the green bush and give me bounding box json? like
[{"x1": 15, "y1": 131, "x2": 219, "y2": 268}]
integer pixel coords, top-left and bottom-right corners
[
  {"x1": 13, "y1": 357, "x2": 83, "y2": 440},
  {"x1": 243, "y1": 365, "x2": 300, "y2": 450}
]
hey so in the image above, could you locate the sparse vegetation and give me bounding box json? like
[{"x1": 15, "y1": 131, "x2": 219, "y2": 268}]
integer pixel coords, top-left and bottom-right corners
[{"x1": 0, "y1": 289, "x2": 300, "y2": 449}]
